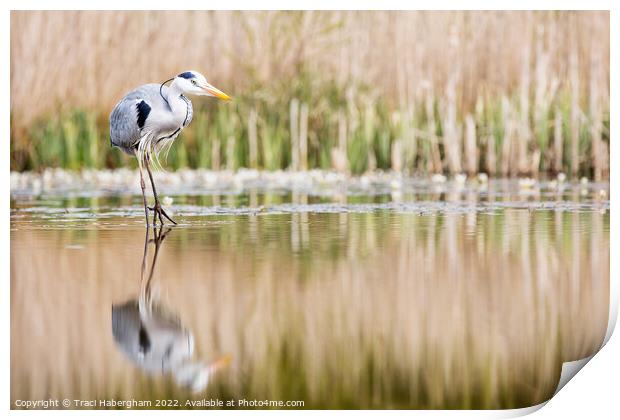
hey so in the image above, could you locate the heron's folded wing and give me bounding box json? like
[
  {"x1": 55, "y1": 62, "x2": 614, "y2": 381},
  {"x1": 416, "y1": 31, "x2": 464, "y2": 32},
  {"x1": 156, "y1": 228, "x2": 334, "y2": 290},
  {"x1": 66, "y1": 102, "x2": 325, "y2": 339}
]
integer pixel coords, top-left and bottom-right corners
[{"x1": 110, "y1": 97, "x2": 143, "y2": 150}]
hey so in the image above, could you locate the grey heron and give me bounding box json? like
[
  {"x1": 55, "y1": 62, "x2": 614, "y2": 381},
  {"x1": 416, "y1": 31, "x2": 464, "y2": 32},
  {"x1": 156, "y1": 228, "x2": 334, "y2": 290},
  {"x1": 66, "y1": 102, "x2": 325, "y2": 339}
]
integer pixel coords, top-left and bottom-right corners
[{"x1": 110, "y1": 71, "x2": 231, "y2": 225}]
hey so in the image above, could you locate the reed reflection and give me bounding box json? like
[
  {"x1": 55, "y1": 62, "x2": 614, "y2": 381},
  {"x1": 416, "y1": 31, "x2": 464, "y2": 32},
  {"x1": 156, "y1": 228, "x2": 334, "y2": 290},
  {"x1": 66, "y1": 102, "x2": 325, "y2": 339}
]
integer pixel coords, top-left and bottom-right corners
[
  {"x1": 10, "y1": 200, "x2": 609, "y2": 409},
  {"x1": 111, "y1": 227, "x2": 230, "y2": 393}
]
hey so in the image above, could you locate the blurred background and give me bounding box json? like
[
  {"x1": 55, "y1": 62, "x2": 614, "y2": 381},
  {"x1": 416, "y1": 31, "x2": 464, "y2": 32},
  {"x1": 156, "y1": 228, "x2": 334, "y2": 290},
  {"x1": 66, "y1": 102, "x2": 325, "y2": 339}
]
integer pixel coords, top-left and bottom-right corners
[{"x1": 10, "y1": 11, "x2": 609, "y2": 177}]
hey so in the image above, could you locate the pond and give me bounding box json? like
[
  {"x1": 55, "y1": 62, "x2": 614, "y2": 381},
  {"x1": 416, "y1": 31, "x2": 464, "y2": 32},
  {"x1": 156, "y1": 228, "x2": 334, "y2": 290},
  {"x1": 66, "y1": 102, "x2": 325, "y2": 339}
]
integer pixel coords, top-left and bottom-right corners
[{"x1": 10, "y1": 174, "x2": 610, "y2": 409}]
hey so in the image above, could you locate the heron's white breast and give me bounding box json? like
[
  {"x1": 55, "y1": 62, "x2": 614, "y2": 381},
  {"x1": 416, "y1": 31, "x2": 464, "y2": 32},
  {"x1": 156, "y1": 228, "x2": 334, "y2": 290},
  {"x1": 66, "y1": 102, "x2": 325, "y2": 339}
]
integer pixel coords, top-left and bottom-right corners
[{"x1": 143, "y1": 96, "x2": 189, "y2": 138}]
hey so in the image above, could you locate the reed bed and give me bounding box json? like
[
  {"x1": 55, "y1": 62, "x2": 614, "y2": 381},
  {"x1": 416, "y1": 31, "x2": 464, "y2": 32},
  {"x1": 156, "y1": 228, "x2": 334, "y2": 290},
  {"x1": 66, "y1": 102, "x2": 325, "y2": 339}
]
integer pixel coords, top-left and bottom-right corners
[
  {"x1": 11, "y1": 206, "x2": 609, "y2": 409},
  {"x1": 10, "y1": 11, "x2": 609, "y2": 178}
]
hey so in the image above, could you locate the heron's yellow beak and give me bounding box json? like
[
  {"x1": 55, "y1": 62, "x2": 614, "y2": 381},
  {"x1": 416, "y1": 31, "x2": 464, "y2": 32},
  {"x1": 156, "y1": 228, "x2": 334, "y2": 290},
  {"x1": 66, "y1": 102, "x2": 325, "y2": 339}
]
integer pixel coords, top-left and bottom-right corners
[{"x1": 202, "y1": 82, "x2": 231, "y2": 101}]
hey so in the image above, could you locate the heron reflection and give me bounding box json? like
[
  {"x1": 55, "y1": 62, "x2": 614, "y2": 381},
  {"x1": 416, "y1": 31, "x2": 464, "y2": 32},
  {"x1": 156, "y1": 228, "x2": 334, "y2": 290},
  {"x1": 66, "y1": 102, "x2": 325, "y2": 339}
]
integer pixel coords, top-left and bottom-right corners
[{"x1": 112, "y1": 227, "x2": 230, "y2": 393}]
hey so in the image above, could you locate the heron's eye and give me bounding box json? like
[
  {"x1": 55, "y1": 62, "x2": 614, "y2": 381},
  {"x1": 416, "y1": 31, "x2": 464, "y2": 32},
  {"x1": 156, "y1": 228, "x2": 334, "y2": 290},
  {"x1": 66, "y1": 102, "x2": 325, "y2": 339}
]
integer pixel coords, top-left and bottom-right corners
[{"x1": 191, "y1": 80, "x2": 197, "y2": 86}]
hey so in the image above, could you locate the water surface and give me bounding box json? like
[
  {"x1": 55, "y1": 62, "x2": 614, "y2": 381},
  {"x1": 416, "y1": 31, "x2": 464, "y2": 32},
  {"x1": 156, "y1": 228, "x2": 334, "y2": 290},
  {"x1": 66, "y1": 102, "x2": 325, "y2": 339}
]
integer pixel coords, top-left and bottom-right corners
[{"x1": 11, "y1": 178, "x2": 610, "y2": 409}]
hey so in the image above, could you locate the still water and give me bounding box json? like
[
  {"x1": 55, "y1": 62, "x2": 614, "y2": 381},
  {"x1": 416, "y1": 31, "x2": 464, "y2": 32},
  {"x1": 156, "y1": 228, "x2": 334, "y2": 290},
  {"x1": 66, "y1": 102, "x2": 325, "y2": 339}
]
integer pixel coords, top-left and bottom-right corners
[{"x1": 11, "y1": 178, "x2": 610, "y2": 409}]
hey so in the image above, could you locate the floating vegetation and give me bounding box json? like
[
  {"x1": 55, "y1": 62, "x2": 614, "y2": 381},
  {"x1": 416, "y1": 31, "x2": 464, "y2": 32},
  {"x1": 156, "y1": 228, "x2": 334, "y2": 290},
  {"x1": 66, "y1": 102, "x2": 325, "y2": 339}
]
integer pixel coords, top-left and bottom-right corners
[{"x1": 9, "y1": 168, "x2": 611, "y2": 200}]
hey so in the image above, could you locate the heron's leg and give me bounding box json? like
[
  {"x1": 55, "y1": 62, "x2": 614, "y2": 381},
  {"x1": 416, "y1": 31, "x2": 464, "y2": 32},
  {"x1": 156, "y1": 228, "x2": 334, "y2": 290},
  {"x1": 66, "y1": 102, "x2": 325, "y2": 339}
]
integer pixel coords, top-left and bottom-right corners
[
  {"x1": 138, "y1": 164, "x2": 150, "y2": 225},
  {"x1": 144, "y1": 157, "x2": 163, "y2": 226},
  {"x1": 144, "y1": 157, "x2": 177, "y2": 225}
]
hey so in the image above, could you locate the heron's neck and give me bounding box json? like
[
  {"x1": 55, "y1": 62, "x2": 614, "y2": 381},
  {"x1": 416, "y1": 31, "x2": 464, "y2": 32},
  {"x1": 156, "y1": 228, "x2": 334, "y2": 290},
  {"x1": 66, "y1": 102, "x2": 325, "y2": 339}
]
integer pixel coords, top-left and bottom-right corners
[{"x1": 165, "y1": 84, "x2": 185, "y2": 110}]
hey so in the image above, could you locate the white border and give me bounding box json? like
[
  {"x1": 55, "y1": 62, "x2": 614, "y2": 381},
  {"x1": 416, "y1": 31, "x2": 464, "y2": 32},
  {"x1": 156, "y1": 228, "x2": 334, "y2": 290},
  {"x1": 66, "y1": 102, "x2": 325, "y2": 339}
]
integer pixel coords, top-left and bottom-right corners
[{"x1": 3, "y1": 2, "x2": 617, "y2": 419}]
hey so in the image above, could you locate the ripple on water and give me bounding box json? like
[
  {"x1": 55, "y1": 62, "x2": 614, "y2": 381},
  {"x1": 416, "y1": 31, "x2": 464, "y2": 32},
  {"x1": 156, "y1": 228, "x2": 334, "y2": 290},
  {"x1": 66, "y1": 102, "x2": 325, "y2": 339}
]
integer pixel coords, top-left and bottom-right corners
[{"x1": 9, "y1": 197, "x2": 610, "y2": 229}]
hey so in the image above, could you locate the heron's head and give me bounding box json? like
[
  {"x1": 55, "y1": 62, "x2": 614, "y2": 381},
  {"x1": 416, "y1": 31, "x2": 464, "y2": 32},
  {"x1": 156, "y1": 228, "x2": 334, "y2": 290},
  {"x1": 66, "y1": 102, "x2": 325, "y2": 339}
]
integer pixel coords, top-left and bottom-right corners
[{"x1": 172, "y1": 71, "x2": 231, "y2": 101}]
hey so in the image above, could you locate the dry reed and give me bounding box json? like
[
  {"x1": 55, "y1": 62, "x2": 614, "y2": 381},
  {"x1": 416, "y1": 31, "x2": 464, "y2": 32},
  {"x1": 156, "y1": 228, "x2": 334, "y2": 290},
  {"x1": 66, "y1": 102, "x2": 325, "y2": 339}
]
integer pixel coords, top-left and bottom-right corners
[{"x1": 10, "y1": 11, "x2": 609, "y2": 177}]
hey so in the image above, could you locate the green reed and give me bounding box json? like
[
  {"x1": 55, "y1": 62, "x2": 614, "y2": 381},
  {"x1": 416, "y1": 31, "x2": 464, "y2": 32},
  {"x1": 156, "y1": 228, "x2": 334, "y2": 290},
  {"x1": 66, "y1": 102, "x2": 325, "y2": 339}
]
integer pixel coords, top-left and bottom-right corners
[{"x1": 10, "y1": 81, "x2": 609, "y2": 178}]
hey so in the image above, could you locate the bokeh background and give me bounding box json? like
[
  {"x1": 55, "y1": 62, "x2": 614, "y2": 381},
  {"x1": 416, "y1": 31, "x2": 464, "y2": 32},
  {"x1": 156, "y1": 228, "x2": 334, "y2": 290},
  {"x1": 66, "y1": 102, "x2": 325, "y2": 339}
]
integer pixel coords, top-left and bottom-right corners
[{"x1": 10, "y1": 11, "x2": 609, "y2": 176}]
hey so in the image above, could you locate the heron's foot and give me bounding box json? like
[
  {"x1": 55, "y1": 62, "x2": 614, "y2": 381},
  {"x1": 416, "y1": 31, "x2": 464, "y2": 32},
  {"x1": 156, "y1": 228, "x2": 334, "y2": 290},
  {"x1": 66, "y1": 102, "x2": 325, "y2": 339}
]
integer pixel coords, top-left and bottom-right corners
[{"x1": 148, "y1": 202, "x2": 177, "y2": 226}]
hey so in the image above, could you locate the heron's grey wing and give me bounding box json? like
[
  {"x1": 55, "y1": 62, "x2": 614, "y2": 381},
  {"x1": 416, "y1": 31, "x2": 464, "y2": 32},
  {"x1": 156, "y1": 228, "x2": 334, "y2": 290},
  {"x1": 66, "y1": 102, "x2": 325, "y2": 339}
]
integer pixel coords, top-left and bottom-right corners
[
  {"x1": 109, "y1": 84, "x2": 165, "y2": 153},
  {"x1": 110, "y1": 97, "x2": 142, "y2": 153}
]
